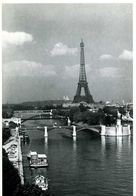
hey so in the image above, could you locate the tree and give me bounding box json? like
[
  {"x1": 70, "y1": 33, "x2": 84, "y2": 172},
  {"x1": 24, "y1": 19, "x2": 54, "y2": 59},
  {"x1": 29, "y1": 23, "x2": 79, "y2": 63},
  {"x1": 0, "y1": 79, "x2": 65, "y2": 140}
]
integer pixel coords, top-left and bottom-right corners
[
  {"x1": 103, "y1": 106, "x2": 118, "y2": 117},
  {"x1": 103, "y1": 115, "x2": 116, "y2": 126},
  {"x1": 69, "y1": 107, "x2": 80, "y2": 122},
  {"x1": 3, "y1": 149, "x2": 21, "y2": 196},
  {"x1": 73, "y1": 111, "x2": 82, "y2": 122},
  {"x1": 87, "y1": 112, "x2": 104, "y2": 125},
  {"x1": 15, "y1": 184, "x2": 53, "y2": 196},
  {"x1": 2, "y1": 128, "x2": 11, "y2": 144},
  {"x1": 79, "y1": 103, "x2": 87, "y2": 112},
  {"x1": 15, "y1": 184, "x2": 42, "y2": 196}
]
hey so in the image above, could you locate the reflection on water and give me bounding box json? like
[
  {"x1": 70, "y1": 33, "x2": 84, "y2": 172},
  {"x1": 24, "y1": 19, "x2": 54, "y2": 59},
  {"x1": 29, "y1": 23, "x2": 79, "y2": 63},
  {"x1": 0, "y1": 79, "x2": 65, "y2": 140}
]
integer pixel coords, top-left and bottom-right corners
[
  {"x1": 101, "y1": 136, "x2": 106, "y2": 154},
  {"x1": 73, "y1": 136, "x2": 77, "y2": 142},
  {"x1": 101, "y1": 136, "x2": 132, "y2": 153},
  {"x1": 73, "y1": 140, "x2": 77, "y2": 152},
  {"x1": 22, "y1": 120, "x2": 133, "y2": 196},
  {"x1": 44, "y1": 137, "x2": 48, "y2": 150}
]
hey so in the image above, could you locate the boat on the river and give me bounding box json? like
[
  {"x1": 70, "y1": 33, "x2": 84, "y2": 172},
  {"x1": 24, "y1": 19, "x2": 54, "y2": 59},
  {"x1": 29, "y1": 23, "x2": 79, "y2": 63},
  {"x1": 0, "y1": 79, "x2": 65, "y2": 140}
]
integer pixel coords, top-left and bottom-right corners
[
  {"x1": 35, "y1": 175, "x2": 48, "y2": 191},
  {"x1": 29, "y1": 152, "x2": 48, "y2": 168}
]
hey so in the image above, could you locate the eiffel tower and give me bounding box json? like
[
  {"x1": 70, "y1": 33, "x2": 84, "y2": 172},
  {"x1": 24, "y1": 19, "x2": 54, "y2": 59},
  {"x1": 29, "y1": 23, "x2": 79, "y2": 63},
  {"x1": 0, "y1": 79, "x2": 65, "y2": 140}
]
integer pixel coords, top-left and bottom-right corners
[{"x1": 73, "y1": 39, "x2": 94, "y2": 103}]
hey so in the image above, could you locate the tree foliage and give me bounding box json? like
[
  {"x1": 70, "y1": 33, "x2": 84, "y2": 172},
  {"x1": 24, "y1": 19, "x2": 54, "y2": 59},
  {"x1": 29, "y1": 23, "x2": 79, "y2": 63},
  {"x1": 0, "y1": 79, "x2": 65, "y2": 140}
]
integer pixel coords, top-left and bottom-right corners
[
  {"x1": 86, "y1": 111, "x2": 105, "y2": 125},
  {"x1": 103, "y1": 106, "x2": 118, "y2": 117},
  {"x1": 103, "y1": 115, "x2": 116, "y2": 126},
  {"x1": 69, "y1": 107, "x2": 80, "y2": 122},
  {"x1": 2, "y1": 128, "x2": 11, "y2": 144},
  {"x1": 69, "y1": 106, "x2": 105, "y2": 125},
  {"x1": 15, "y1": 184, "x2": 53, "y2": 196},
  {"x1": 3, "y1": 149, "x2": 21, "y2": 196}
]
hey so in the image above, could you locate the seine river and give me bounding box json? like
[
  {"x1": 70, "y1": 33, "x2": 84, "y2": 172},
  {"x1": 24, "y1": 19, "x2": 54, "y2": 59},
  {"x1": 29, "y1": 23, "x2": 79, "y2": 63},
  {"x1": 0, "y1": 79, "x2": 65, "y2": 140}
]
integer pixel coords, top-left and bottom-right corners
[{"x1": 21, "y1": 119, "x2": 133, "y2": 196}]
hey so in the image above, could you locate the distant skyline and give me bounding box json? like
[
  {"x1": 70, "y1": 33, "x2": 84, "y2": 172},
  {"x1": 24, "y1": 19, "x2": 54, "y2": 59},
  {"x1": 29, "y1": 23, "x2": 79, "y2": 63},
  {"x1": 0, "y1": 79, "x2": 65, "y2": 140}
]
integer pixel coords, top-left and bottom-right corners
[{"x1": 2, "y1": 4, "x2": 133, "y2": 104}]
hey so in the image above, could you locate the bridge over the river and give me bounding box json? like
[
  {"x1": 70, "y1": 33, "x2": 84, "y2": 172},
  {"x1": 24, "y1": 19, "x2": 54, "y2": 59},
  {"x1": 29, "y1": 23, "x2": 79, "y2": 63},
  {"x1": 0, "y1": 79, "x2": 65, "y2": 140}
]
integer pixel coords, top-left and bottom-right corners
[
  {"x1": 21, "y1": 113, "x2": 68, "y2": 123},
  {"x1": 42, "y1": 124, "x2": 101, "y2": 139},
  {"x1": 21, "y1": 114, "x2": 101, "y2": 136},
  {"x1": 2, "y1": 112, "x2": 70, "y2": 128}
]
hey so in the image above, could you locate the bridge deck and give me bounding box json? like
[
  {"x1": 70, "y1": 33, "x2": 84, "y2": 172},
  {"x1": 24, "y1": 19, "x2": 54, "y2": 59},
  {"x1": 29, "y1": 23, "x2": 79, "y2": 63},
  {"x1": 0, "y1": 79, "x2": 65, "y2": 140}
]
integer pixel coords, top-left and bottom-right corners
[
  {"x1": 20, "y1": 124, "x2": 101, "y2": 134},
  {"x1": 21, "y1": 115, "x2": 67, "y2": 123}
]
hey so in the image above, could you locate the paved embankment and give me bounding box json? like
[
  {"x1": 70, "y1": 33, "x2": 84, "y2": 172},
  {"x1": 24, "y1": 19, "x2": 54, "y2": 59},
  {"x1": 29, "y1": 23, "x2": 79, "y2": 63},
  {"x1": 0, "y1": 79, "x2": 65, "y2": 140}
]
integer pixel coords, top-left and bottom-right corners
[{"x1": 18, "y1": 135, "x2": 24, "y2": 184}]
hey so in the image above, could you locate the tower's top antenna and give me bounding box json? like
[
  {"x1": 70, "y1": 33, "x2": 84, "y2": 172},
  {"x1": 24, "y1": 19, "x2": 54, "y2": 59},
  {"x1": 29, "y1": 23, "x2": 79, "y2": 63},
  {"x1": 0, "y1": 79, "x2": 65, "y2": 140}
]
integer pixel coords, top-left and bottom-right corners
[{"x1": 80, "y1": 38, "x2": 84, "y2": 47}]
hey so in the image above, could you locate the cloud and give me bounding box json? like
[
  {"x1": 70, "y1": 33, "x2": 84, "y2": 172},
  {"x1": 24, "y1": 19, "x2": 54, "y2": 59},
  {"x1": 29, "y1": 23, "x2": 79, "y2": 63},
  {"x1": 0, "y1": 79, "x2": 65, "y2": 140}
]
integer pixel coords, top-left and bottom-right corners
[
  {"x1": 50, "y1": 42, "x2": 78, "y2": 56},
  {"x1": 99, "y1": 54, "x2": 113, "y2": 60},
  {"x1": 2, "y1": 31, "x2": 33, "y2": 48},
  {"x1": 119, "y1": 50, "x2": 133, "y2": 61},
  {"x1": 64, "y1": 64, "x2": 79, "y2": 79},
  {"x1": 98, "y1": 67, "x2": 121, "y2": 78},
  {"x1": 3, "y1": 60, "x2": 56, "y2": 77}
]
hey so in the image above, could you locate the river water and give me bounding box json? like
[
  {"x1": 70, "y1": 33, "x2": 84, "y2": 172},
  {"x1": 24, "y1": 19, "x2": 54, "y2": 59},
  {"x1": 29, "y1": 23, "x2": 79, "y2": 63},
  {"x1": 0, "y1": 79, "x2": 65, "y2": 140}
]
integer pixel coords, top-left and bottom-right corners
[{"x1": 21, "y1": 120, "x2": 133, "y2": 196}]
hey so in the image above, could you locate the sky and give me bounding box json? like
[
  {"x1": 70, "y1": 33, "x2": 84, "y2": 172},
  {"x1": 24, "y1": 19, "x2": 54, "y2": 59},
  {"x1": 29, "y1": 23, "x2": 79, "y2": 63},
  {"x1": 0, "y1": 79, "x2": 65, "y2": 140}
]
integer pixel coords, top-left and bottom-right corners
[{"x1": 2, "y1": 3, "x2": 133, "y2": 104}]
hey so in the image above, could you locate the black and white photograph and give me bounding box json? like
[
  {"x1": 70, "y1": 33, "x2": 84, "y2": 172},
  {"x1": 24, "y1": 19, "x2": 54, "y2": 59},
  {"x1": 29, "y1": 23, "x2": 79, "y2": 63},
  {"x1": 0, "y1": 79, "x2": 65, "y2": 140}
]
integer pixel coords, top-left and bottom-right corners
[{"x1": 2, "y1": 2, "x2": 133, "y2": 196}]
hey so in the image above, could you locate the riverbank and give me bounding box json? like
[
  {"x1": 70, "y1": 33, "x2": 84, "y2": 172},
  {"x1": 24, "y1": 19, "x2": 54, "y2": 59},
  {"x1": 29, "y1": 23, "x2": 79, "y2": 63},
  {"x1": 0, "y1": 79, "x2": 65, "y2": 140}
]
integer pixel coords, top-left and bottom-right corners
[{"x1": 3, "y1": 128, "x2": 24, "y2": 184}]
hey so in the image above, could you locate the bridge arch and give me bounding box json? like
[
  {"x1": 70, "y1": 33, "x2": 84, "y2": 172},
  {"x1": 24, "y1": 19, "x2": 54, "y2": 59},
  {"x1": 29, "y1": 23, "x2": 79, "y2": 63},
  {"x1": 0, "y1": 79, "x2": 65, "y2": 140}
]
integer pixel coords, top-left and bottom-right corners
[{"x1": 77, "y1": 127, "x2": 100, "y2": 135}]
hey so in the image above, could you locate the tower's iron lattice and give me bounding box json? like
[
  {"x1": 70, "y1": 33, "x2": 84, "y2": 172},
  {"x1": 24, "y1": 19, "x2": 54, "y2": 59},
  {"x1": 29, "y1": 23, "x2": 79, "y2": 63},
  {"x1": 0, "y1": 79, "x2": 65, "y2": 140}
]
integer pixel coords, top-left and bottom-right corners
[{"x1": 73, "y1": 39, "x2": 94, "y2": 103}]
